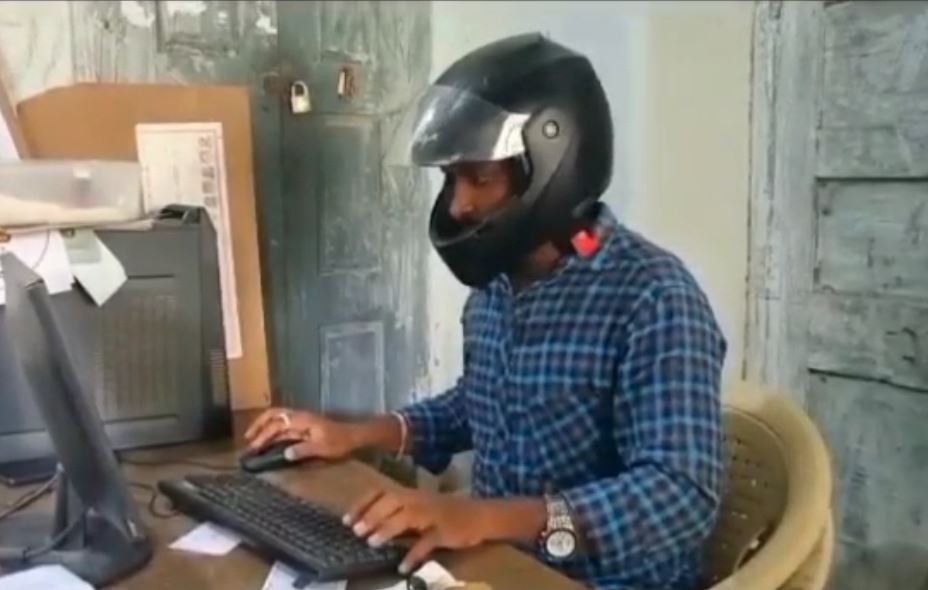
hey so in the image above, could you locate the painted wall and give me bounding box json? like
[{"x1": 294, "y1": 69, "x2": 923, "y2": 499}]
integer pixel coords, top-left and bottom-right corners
[{"x1": 427, "y1": 0, "x2": 753, "y2": 395}]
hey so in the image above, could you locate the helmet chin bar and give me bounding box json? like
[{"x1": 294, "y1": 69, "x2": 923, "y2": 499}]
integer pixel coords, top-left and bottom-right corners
[
  {"x1": 429, "y1": 183, "x2": 540, "y2": 289},
  {"x1": 428, "y1": 187, "x2": 604, "y2": 290}
]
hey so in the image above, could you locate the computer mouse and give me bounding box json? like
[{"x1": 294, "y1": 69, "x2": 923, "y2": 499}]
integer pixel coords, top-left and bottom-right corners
[{"x1": 239, "y1": 439, "x2": 305, "y2": 473}]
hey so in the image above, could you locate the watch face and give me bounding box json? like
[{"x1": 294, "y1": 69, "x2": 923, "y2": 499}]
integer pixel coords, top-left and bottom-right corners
[{"x1": 545, "y1": 529, "x2": 577, "y2": 559}]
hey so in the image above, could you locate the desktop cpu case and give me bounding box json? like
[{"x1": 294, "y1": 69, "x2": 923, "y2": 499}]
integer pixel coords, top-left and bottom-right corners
[{"x1": 0, "y1": 205, "x2": 233, "y2": 477}]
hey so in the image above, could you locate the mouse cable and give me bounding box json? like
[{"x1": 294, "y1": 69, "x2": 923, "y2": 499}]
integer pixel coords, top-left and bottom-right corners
[
  {"x1": 0, "y1": 473, "x2": 60, "y2": 524},
  {"x1": 127, "y1": 481, "x2": 179, "y2": 520},
  {"x1": 20, "y1": 516, "x2": 82, "y2": 560}
]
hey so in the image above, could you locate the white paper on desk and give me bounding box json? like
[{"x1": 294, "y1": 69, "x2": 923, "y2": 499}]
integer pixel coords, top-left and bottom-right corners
[
  {"x1": 0, "y1": 230, "x2": 74, "y2": 306},
  {"x1": 376, "y1": 560, "x2": 461, "y2": 590},
  {"x1": 135, "y1": 122, "x2": 242, "y2": 359},
  {"x1": 62, "y1": 229, "x2": 127, "y2": 306},
  {"x1": 0, "y1": 564, "x2": 93, "y2": 590},
  {"x1": 261, "y1": 561, "x2": 347, "y2": 590},
  {"x1": 413, "y1": 561, "x2": 460, "y2": 588},
  {"x1": 169, "y1": 522, "x2": 242, "y2": 556}
]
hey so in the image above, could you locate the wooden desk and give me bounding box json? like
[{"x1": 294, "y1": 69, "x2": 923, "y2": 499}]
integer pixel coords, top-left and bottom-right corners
[{"x1": 0, "y1": 415, "x2": 586, "y2": 590}]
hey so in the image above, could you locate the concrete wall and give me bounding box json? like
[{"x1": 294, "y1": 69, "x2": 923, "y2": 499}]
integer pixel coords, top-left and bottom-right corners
[{"x1": 427, "y1": 0, "x2": 754, "y2": 394}]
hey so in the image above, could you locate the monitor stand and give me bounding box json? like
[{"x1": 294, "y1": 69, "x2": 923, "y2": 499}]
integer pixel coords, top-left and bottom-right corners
[
  {"x1": 0, "y1": 457, "x2": 59, "y2": 487},
  {"x1": 0, "y1": 465, "x2": 152, "y2": 586}
]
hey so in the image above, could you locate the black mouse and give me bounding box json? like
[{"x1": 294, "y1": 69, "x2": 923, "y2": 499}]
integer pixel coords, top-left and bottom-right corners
[{"x1": 239, "y1": 439, "x2": 305, "y2": 473}]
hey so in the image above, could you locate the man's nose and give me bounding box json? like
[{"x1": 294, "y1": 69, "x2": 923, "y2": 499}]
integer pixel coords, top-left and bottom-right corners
[{"x1": 449, "y1": 185, "x2": 476, "y2": 222}]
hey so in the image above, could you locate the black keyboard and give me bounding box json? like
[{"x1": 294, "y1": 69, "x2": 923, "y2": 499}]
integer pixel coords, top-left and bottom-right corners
[{"x1": 157, "y1": 473, "x2": 405, "y2": 581}]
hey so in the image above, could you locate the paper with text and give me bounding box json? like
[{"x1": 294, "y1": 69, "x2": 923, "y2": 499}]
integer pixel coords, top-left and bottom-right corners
[
  {"x1": 135, "y1": 122, "x2": 242, "y2": 358},
  {"x1": 0, "y1": 230, "x2": 73, "y2": 306},
  {"x1": 169, "y1": 522, "x2": 242, "y2": 556}
]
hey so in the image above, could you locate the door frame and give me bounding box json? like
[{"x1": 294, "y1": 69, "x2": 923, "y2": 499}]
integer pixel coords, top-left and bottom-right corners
[{"x1": 744, "y1": 0, "x2": 826, "y2": 404}]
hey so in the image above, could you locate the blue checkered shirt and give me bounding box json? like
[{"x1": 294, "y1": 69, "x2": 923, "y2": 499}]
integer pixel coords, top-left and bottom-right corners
[{"x1": 399, "y1": 204, "x2": 726, "y2": 590}]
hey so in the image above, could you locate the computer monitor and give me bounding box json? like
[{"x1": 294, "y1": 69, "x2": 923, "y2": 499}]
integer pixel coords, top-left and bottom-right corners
[
  {"x1": 0, "y1": 206, "x2": 232, "y2": 486},
  {"x1": 0, "y1": 252, "x2": 152, "y2": 586}
]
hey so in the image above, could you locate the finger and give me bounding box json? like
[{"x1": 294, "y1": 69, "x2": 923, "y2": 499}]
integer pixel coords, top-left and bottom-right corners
[
  {"x1": 244, "y1": 408, "x2": 281, "y2": 440},
  {"x1": 244, "y1": 408, "x2": 285, "y2": 439},
  {"x1": 343, "y1": 488, "x2": 385, "y2": 527},
  {"x1": 247, "y1": 419, "x2": 284, "y2": 451},
  {"x1": 366, "y1": 507, "x2": 412, "y2": 548},
  {"x1": 247, "y1": 421, "x2": 281, "y2": 450},
  {"x1": 399, "y1": 529, "x2": 439, "y2": 576},
  {"x1": 248, "y1": 426, "x2": 303, "y2": 456},
  {"x1": 352, "y1": 494, "x2": 404, "y2": 538},
  {"x1": 282, "y1": 439, "x2": 317, "y2": 462},
  {"x1": 271, "y1": 426, "x2": 306, "y2": 443}
]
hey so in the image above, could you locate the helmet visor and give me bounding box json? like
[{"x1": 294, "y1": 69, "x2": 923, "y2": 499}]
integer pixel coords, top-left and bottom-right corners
[{"x1": 384, "y1": 84, "x2": 530, "y2": 168}]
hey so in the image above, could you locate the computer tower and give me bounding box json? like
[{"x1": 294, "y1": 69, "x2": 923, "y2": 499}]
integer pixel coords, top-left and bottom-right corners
[{"x1": 0, "y1": 206, "x2": 232, "y2": 478}]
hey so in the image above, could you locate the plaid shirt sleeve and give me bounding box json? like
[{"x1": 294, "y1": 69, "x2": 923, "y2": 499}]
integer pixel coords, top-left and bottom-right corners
[
  {"x1": 561, "y1": 282, "x2": 726, "y2": 567},
  {"x1": 397, "y1": 382, "x2": 472, "y2": 474}
]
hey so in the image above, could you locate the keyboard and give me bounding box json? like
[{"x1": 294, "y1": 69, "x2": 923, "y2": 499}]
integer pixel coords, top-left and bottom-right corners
[{"x1": 157, "y1": 473, "x2": 405, "y2": 581}]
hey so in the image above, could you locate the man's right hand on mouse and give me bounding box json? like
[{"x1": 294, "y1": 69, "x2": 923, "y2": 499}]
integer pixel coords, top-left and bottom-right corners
[{"x1": 243, "y1": 408, "x2": 361, "y2": 462}]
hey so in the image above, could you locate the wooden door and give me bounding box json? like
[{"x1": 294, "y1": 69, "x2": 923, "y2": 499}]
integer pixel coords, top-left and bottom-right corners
[
  {"x1": 747, "y1": 2, "x2": 928, "y2": 588},
  {"x1": 1, "y1": 1, "x2": 433, "y2": 415}
]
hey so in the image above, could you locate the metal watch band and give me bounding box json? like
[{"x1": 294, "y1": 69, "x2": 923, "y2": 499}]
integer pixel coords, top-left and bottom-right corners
[{"x1": 546, "y1": 495, "x2": 575, "y2": 531}]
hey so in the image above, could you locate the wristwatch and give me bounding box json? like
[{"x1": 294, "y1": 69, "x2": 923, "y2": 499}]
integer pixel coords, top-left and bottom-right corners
[{"x1": 541, "y1": 494, "x2": 578, "y2": 561}]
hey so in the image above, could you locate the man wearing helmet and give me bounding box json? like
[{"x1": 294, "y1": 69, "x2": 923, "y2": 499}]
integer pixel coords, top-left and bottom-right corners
[{"x1": 245, "y1": 33, "x2": 726, "y2": 590}]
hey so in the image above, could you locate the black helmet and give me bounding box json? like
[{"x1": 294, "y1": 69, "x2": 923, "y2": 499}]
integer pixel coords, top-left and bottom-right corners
[{"x1": 390, "y1": 33, "x2": 613, "y2": 288}]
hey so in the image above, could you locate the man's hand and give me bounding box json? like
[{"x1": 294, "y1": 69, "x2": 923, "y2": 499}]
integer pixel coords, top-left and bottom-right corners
[
  {"x1": 344, "y1": 487, "x2": 492, "y2": 574},
  {"x1": 243, "y1": 407, "x2": 360, "y2": 460}
]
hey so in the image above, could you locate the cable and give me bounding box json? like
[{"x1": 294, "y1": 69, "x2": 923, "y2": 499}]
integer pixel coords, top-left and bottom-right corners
[
  {"x1": 21, "y1": 516, "x2": 82, "y2": 560},
  {"x1": 128, "y1": 481, "x2": 179, "y2": 520},
  {"x1": 0, "y1": 474, "x2": 179, "y2": 562},
  {"x1": 118, "y1": 454, "x2": 238, "y2": 473},
  {"x1": 8, "y1": 483, "x2": 168, "y2": 561},
  {"x1": 0, "y1": 473, "x2": 60, "y2": 524},
  {"x1": 0, "y1": 229, "x2": 52, "y2": 282},
  {"x1": 0, "y1": 455, "x2": 228, "y2": 526}
]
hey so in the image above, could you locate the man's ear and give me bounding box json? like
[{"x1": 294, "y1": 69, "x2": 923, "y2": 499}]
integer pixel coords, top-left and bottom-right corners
[{"x1": 508, "y1": 156, "x2": 530, "y2": 195}]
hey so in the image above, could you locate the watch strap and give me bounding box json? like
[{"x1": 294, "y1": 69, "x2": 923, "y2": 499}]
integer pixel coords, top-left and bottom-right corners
[{"x1": 545, "y1": 495, "x2": 575, "y2": 530}]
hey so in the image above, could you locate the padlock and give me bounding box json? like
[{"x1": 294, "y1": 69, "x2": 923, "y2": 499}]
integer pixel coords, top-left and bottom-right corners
[{"x1": 290, "y1": 81, "x2": 312, "y2": 114}]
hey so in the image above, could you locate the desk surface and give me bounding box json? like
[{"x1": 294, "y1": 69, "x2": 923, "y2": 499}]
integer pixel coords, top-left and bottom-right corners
[{"x1": 0, "y1": 414, "x2": 586, "y2": 590}]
